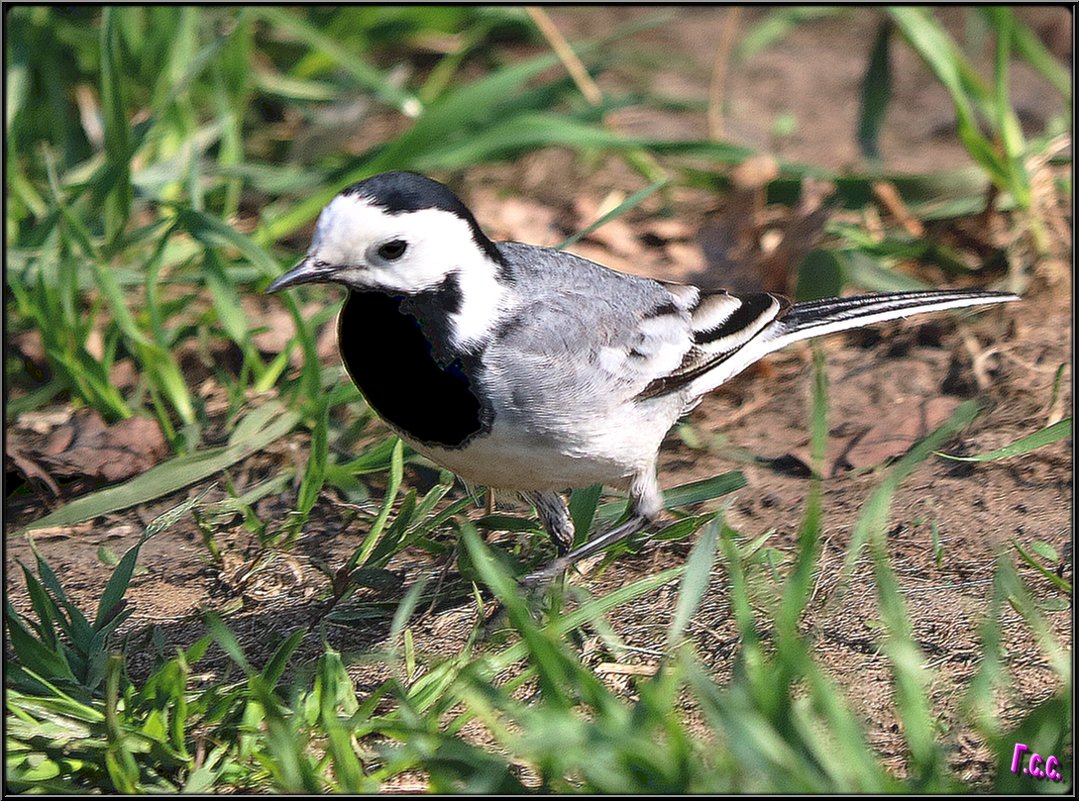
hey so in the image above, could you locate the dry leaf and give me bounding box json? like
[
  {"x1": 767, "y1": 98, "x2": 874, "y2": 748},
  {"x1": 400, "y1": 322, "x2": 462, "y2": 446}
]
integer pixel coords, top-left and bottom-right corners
[
  {"x1": 470, "y1": 191, "x2": 561, "y2": 247},
  {"x1": 697, "y1": 172, "x2": 834, "y2": 294},
  {"x1": 843, "y1": 396, "x2": 961, "y2": 470},
  {"x1": 665, "y1": 241, "x2": 707, "y2": 276},
  {"x1": 641, "y1": 218, "x2": 694, "y2": 243},
  {"x1": 34, "y1": 409, "x2": 170, "y2": 482},
  {"x1": 573, "y1": 196, "x2": 644, "y2": 259},
  {"x1": 4, "y1": 440, "x2": 61, "y2": 496},
  {"x1": 17, "y1": 408, "x2": 73, "y2": 435},
  {"x1": 784, "y1": 396, "x2": 962, "y2": 475},
  {"x1": 596, "y1": 662, "x2": 659, "y2": 677}
]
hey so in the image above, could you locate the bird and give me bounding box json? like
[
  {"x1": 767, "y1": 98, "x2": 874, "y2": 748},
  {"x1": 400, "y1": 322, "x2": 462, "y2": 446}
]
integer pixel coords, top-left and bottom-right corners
[{"x1": 267, "y1": 171, "x2": 1017, "y2": 584}]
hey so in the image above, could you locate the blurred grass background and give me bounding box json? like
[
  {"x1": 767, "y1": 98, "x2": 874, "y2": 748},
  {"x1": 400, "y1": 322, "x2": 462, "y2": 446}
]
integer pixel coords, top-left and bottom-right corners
[{"x1": 5, "y1": 5, "x2": 1071, "y2": 792}]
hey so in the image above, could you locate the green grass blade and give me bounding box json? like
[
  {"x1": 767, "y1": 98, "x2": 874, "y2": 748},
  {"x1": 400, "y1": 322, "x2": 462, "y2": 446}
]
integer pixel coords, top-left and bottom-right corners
[
  {"x1": 253, "y1": 7, "x2": 420, "y2": 115},
  {"x1": 316, "y1": 650, "x2": 371, "y2": 792},
  {"x1": 936, "y1": 418, "x2": 1070, "y2": 462},
  {"x1": 840, "y1": 399, "x2": 980, "y2": 584},
  {"x1": 838, "y1": 249, "x2": 931, "y2": 293},
  {"x1": 991, "y1": 691, "x2": 1071, "y2": 793},
  {"x1": 5, "y1": 601, "x2": 79, "y2": 684},
  {"x1": 255, "y1": 50, "x2": 565, "y2": 245},
  {"x1": 888, "y1": 8, "x2": 1009, "y2": 190},
  {"x1": 374, "y1": 51, "x2": 562, "y2": 167},
  {"x1": 87, "y1": 260, "x2": 149, "y2": 347},
  {"x1": 662, "y1": 472, "x2": 747, "y2": 509},
  {"x1": 987, "y1": 7, "x2": 1029, "y2": 207},
  {"x1": 99, "y1": 8, "x2": 133, "y2": 246},
  {"x1": 594, "y1": 471, "x2": 746, "y2": 527},
  {"x1": 176, "y1": 206, "x2": 281, "y2": 278},
  {"x1": 996, "y1": 557, "x2": 1070, "y2": 679},
  {"x1": 838, "y1": 399, "x2": 983, "y2": 785},
  {"x1": 777, "y1": 347, "x2": 827, "y2": 637},
  {"x1": 568, "y1": 484, "x2": 603, "y2": 547},
  {"x1": 962, "y1": 557, "x2": 1010, "y2": 733},
  {"x1": 857, "y1": 19, "x2": 893, "y2": 163},
  {"x1": 260, "y1": 629, "x2": 306, "y2": 688},
  {"x1": 416, "y1": 113, "x2": 632, "y2": 174},
  {"x1": 282, "y1": 399, "x2": 329, "y2": 541},
  {"x1": 17, "y1": 403, "x2": 301, "y2": 534},
  {"x1": 460, "y1": 522, "x2": 571, "y2": 708},
  {"x1": 558, "y1": 178, "x2": 669, "y2": 250},
  {"x1": 868, "y1": 524, "x2": 940, "y2": 784},
  {"x1": 387, "y1": 578, "x2": 429, "y2": 664},
  {"x1": 985, "y1": 7, "x2": 1070, "y2": 97},
  {"x1": 204, "y1": 611, "x2": 252, "y2": 674},
  {"x1": 203, "y1": 246, "x2": 252, "y2": 348},
  {"x1": 347, "y1": 438, "x2": 404, "y2": 570},
  {"x1": 93, "y1": 490, "x2": 207, "y2": 629},
  {"x1": 667, "y1": 515, "x2": 720, "y2": 647},
  {"x1": 736, "y1": 7, "x2": 847, "y2": 62},
  {"x1": 1012, "y1": 539, "x2": 1071, "y2": 594}
]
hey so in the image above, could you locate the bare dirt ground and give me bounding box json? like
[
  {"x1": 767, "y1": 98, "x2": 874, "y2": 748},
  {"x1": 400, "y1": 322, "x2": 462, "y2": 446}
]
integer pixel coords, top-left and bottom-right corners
[{"x1": 5, "y1": 6, "x2": 1072, "y2": 788}]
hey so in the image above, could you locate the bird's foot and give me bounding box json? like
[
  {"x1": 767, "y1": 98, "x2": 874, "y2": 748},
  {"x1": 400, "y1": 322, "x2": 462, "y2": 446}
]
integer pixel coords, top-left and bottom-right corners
[{"x1": 520, "y1": 513, "x2": 649, "y2": 588}]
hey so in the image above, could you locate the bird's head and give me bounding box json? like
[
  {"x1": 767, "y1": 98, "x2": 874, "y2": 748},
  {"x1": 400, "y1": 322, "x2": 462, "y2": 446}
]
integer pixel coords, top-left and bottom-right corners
[{"x1": 267, "y1": 171, "x2": 506, "y2": 296}]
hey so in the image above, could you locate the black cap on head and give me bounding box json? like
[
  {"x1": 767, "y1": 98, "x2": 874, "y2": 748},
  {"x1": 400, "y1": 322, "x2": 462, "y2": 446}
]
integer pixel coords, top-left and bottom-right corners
[{"x1": 342, "y1": 172, "x2": 506, "y2": 266}]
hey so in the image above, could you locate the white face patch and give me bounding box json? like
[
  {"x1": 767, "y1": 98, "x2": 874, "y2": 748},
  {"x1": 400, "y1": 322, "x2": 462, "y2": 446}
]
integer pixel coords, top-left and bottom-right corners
[{"x1": 308, "y1": 193, "x2": 515, "y2": 349}]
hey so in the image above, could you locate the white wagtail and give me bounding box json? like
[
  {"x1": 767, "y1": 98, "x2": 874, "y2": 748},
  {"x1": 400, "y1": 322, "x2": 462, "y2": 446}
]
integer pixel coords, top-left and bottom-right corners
[{"x1": 267, "y1": 171, "x2": 1016, "y2": 583}]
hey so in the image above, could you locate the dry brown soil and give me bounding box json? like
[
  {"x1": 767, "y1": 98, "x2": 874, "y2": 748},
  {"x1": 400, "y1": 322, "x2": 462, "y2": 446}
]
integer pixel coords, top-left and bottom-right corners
[{"x1": 5, "y1": 6, "x2": 1072, "y2": 789}]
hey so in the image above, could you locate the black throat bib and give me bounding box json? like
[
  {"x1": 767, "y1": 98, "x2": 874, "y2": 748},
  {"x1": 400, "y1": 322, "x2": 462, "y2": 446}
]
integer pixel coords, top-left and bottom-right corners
[{"x1": 336, "y1": 285, "x2": 492, "y2": 449}]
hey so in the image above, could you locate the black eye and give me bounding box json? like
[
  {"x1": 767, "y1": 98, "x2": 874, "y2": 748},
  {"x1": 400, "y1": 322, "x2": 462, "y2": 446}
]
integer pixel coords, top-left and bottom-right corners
[{"x1": 378, "y1": 239, "x2": 408, "y2": 261}]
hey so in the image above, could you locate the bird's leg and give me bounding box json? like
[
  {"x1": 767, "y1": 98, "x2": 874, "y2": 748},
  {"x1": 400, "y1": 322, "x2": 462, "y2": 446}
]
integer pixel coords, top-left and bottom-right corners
[
  {"x1": 521, "y1": 514, "x2": 647, "y2": 587},
  {"x1": 524, "y1": 490, "x2": 575, "y2": 555},
  {"x1": 521, "y1": 472, "x2": 663, "y2": 586}
]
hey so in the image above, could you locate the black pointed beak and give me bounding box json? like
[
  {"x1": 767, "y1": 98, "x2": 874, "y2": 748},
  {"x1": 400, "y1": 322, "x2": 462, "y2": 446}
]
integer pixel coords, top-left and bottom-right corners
[{"x1": 265, "y1": 257, "x2": 337, "y2": 293}]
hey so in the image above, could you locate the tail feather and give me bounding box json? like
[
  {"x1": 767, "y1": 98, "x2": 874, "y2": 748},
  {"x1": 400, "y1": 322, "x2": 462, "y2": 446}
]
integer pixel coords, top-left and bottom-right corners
[
  {"x1": 686, "y1": 289, "x2": 1017, "y2": 399},
  {"x1": 774, "y1": 289, "x2": 1016, "y2": 344}
]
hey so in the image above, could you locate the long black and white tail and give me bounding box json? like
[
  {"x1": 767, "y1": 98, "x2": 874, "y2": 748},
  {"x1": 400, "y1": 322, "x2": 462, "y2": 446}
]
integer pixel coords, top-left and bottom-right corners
[{"x1": 687, "y1": 289, "x2": 1017, "y2": 398}]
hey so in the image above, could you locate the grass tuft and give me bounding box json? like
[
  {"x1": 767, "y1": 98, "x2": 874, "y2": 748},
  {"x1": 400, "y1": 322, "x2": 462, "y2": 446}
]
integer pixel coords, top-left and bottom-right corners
[{"x1": 5, "y1": 6, "x2": 1068, "y2": 793}]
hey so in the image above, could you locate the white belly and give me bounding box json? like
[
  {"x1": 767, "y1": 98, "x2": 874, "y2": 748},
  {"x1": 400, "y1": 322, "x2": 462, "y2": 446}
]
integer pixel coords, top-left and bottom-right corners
[{"x1": 406, "y1": 413, "x2": 665, "y2": 492}]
